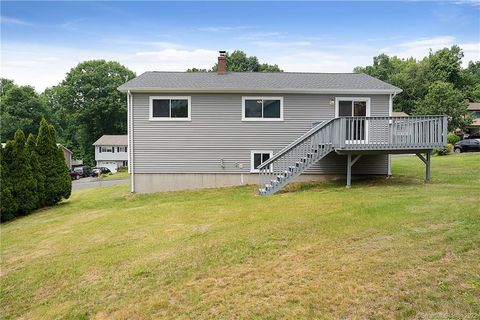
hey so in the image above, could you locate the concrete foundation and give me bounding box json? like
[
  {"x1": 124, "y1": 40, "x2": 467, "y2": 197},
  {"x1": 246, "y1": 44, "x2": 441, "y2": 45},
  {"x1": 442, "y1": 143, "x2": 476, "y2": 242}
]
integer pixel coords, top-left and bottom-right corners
[{"x1": 132, "y1": 173, "x2": 346, "y2": 193}]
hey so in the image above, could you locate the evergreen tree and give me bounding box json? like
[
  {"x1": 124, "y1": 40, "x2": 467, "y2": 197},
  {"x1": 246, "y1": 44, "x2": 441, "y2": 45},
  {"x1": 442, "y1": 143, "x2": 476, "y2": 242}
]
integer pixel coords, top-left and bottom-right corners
[
  {"x1": 36, "y1": 119, "x2": 71, "y2": 206},
  {"x1": 56, "y1": 146, "x2": 72, "y2": 200},
  {"x1": 26, "y1": 133, "x2": 44, "y2": 209},
  {"x1": 7, "y1": 130, "x2": 38, "y2": 215},
  {"x1": 0, "y1": 143, "x2": 18, "y2": 222}
]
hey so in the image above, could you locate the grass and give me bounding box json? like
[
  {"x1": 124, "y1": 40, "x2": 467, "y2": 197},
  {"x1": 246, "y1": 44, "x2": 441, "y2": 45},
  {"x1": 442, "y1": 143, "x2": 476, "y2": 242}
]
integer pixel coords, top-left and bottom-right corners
[
  {"x1": 98, "y1": 170, "x2": 129, "y2": 180},
  {"x1": 1, "y1": 154, "x2": 479, "y2": 319}
]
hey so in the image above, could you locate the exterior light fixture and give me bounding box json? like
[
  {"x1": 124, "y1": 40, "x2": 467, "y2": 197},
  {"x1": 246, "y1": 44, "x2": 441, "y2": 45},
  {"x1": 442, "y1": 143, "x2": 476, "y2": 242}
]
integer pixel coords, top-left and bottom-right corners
[{"x1": 330, "y1": 98, "x2": 335, "y2": 106}]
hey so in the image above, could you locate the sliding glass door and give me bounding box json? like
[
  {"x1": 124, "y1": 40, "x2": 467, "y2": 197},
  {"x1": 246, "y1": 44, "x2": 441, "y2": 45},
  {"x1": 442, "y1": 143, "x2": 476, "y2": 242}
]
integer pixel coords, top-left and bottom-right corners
[{"x1": 337, "y1": 98, "x2": 369, "y2": 142}]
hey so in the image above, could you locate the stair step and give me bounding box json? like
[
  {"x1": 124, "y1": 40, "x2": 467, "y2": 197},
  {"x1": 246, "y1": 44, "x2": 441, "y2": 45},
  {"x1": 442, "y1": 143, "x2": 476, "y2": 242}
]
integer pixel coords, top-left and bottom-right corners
[{"x1": 270, "y1": 179, "x2": 279, "y2": 186}]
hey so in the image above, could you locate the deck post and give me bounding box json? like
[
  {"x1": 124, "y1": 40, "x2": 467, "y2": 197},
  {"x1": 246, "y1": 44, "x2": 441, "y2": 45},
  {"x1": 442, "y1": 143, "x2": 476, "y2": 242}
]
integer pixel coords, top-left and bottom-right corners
[
  {"x1": 415, "y1": 152, "x2": 431, "y2": 184},
  {"x1": 347, "y1": 155, "x2": 352, "y2": 188},
  {"x1": 425, "y1": 152, "x2": 431, "y2": 183},
  {"x1": 346, "y1": 154, "x2": 362, "y2": 188}
]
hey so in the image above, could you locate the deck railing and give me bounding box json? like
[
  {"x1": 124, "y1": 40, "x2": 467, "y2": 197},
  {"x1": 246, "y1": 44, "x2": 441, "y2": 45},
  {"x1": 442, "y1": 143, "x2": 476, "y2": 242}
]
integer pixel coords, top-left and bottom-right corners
[
  {"x1": 257, "y1": 115, "x2": 448, "y2": 195},
  {"x1": 334, "y1": 116, "x2": 447, "y2": 150}
]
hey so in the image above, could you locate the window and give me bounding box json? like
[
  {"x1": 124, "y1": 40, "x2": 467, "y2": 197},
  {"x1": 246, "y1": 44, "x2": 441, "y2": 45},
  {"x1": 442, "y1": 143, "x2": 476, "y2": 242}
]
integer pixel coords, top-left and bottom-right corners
[
  {"x1": 149, "y1": 96, "x2": 191, "y2": 121},
  {"x1": 117, "y1": 146, "x2": 127, "y2": 152},
  {"x1": 250, "y1": 151, "x2": 273, "y2": 173},
  {"x1": 100, "y1": 146, "x2": 113, "y2": 153},
  {"x1": 242, "y1": 97, "x2": 283, "y2": 121}
]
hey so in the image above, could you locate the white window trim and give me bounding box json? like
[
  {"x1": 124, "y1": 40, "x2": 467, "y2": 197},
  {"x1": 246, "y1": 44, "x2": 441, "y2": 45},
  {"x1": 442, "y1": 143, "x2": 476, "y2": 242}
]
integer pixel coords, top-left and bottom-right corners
[
  {"x1": 250, "y1": 150, "x2": 273, "y2": 173},
  {"x1": 149, "y1": 96, "x2": 191, "y2": 121},
  {"x1": 335, "y1": 97, "x2": 371, "y2": 143},
  {"x1": 242, "y1": 96, "x2": 284, "y2": 122}
]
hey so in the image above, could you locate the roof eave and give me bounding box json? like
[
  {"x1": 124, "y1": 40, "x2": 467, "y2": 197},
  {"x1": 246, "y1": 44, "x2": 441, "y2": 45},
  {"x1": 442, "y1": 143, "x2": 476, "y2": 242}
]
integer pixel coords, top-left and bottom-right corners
[{"x1": 117, "y1": 87, "x2": 402, "y2": 95}]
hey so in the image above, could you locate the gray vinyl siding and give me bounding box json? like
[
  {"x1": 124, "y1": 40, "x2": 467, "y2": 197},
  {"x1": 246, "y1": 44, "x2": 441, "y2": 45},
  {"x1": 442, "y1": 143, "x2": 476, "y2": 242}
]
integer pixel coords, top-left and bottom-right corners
[{"x1": 131, "y1": 93, "x2": 389, "y2": 174}]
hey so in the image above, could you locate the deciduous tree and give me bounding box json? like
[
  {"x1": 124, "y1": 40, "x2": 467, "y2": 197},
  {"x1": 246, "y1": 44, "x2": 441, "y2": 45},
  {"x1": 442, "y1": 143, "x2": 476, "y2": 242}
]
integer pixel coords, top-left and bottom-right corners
[
  {"x1": 1, "y1": 79, "x2": 51, "y2": 141},
  {"x1": 44, "y1": 60, "x2": 135, "y2": 164},
  {"x1": 415, "y1": 81, "x2": 472, "y2": 131}
]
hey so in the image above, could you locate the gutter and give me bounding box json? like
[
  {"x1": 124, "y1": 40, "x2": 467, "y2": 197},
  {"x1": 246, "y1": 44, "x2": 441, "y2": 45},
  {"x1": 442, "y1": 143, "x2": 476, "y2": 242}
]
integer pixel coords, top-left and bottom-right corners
[{"x1": 118, "y1": 87, "x2": 403, "y2": 95}]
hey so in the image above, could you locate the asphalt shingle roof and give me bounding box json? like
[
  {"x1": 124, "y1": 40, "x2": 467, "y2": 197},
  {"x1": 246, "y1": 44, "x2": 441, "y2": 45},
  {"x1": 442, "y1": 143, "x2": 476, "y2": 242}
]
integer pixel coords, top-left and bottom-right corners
[
  {"x1": 93, "y1": 135, "x2": 128, "y2": 146},
  {"x1": 118, "y1": 72, "x2": 402, "y2": 94}
]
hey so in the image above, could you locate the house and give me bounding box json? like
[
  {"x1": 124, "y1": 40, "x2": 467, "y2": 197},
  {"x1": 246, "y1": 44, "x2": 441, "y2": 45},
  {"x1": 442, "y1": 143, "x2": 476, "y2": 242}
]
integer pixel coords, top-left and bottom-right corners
[
  {"x1": 57, "y1": 144, "x2": 73, "y2": 169},
  {"x1": 92, "y1": 135, "x2": 128, "y2": 173},
  {"x1": 466, "y1": 102, "x2": 480, "y2": 136},
  {"x1": 118, "y1": 52, "x2": 447, "y2": 195}
]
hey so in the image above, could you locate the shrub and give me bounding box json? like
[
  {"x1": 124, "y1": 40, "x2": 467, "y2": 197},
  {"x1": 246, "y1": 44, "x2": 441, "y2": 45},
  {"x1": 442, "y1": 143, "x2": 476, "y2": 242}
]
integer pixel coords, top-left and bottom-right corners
[
  {"x1": 447, "y1": 132, "x2": 460, "y2": 144},
  {"x1": 435, "y1": 144, "x2": 453, "y2": 156}
]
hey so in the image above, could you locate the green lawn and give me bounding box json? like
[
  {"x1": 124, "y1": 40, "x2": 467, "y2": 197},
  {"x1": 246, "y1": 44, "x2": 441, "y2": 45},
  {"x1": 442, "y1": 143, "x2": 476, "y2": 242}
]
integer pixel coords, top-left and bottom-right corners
[{"x1": 1, "y1": 154, "x2": 479, "y2": 319}]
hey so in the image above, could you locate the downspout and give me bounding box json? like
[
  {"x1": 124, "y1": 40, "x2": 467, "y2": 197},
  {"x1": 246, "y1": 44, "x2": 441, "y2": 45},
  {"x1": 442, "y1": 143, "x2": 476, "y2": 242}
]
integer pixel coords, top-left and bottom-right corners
[
  {"x1": 387, "y1": 92, "x2": 398, "y2": 176},
  {"x1": 128, "y1": 90, "x2": 135, "y2": 193}
]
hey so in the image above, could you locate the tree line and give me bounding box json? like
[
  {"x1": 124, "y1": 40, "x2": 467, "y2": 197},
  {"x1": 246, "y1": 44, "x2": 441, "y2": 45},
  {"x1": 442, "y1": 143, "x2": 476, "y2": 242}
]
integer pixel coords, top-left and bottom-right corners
[
  {"x1": 1, "y1": 47, "x2": 479, "y2": 165},
  {"x1": 354, "y1": 45, "x2": 479, "y2": 131},
  {"x1": 1, "y1": 119, "x2": 71, "y2": 222}
]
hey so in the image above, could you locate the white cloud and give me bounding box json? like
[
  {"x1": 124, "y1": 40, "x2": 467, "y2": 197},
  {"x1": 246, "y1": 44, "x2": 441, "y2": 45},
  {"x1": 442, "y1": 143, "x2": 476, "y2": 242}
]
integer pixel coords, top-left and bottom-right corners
[
  {"x1": 133, "y1": 48, "x2": 218, "y2": 71},
  {"x1": 0, "y1": 42, "x2": 219, "y2": 91},
  {"x1": 0, "y1": 16, "x2": 32, "y2": 26},
  {"x1": 268, "y1": 50, "x2": 372, "y2": 73},
  {"x1": 252, "y1": 41, "x2": 312, "y2": 48},
  {"x1": 198, "y1": 26, "x2": 252, "y2": 32},
  {"x1": 60, "y1": 18, "x2": 87, "y2": 31},
  {"x1": 2, "y1": 35, "x2": 479, "y2": 93},
  {"x1": 452, "y1": 0, "x2": 480, "y2": 6},
  {"x1": 382, "y1": 36, "x2": 480, "y2": 65}
]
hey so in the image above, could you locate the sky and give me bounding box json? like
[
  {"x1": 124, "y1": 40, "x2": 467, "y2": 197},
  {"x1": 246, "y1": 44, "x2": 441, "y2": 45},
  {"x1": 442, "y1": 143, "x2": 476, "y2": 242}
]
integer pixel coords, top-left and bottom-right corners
[{"x1": 1, "y1": 1, "x2": 479, "y2": 92}]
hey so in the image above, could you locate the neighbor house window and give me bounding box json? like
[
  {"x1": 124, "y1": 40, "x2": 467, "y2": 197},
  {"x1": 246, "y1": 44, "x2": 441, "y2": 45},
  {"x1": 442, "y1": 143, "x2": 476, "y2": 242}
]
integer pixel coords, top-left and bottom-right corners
[
  {"x1": 250, "y1": 151, "x2": 273, "y2": 173},
  {"x1": 100, "y1": 146, "x2": 113, "y2": 153},
  {"x1": 117, "y1": 146, "x2": 127, "y2": 152},
  {"x1": 149, "y1": 96, "x2": 191, "y2": 121},
  {"x1": 242, "y1": 97, "x2": 283, "y2": 121}
]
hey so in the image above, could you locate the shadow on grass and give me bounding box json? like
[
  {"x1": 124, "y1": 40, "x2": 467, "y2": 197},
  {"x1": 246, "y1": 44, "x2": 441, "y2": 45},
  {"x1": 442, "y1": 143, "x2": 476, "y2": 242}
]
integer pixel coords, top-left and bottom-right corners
[{"x1": 276, "y1": 175, "x2": 429, "y2": 195}]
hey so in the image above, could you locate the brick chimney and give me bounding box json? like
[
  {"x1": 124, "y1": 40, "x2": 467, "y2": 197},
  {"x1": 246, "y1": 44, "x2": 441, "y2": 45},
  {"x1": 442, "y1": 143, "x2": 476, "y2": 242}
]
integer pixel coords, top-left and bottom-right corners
[{"x1": 217, "y1": 51, "x2": 227, "y2": 75}]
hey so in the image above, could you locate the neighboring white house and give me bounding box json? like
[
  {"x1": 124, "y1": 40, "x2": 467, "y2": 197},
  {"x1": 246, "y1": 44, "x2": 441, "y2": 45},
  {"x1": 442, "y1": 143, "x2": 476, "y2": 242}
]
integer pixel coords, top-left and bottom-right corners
[{"x1": 92, "y1": 135, "x2": 128, "y2": 173}]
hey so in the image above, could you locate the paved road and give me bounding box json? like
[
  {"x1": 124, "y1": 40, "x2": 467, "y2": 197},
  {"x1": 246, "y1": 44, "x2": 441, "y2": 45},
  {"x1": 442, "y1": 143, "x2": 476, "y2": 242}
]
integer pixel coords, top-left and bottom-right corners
[{"x1": 72, "y1": 177, "x2": 129, "y2": 192}]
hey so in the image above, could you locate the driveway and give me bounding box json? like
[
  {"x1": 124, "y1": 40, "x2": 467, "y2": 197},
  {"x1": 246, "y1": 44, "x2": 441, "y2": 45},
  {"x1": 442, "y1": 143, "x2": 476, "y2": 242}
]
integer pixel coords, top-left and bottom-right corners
[{"x1": 72, "y1": 177, "x2": 129, "y2": 192}]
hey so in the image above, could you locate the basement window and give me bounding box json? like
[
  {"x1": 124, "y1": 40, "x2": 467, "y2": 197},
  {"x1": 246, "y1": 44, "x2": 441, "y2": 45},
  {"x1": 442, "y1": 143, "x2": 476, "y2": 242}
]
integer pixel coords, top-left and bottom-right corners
[
  {"x1": 242, "y1": 97, "x2": 283, "y2": 121},
  {"x1": 250, "y1": 151, "x2": 273, "y2": 173},
  {"x1": 149, "y1": 96, "x2": 191, "y2": 121}
]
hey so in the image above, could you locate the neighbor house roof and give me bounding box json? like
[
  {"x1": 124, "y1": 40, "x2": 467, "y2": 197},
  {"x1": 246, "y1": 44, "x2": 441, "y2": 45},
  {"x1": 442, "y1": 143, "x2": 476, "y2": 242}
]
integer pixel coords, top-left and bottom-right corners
[
  {"x1": 468, "y1": 102, "x2": 480, "y2": 111},
  {"x1": 392, "y1": 111, "x2": 409, "y2": 117},
  {"x1": 118, "y1": 72, "x2": 402, "y2": 94},
  {"x1": 468, "y1": 119, "x2": 480, "y2": 127},
  {"x1": 93, "y1": 135, "x2": 128, "y2": 146},
  {"x1": 57, "y1": 143, "x2": 72, "y2": 154}
]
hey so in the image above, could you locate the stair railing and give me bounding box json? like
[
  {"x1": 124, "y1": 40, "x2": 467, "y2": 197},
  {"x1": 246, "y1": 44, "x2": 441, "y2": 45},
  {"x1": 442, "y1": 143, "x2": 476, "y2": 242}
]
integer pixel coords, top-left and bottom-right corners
[{"x1": 257, "y1": 119, "x2": 336, "y2": 194}]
